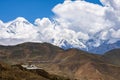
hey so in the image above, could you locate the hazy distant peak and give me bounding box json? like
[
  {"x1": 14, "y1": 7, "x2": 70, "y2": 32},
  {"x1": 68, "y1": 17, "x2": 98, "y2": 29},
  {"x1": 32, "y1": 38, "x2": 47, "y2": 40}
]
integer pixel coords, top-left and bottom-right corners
[{"x1": 14, "y1": 17, "x2": 28, "y2": 22}]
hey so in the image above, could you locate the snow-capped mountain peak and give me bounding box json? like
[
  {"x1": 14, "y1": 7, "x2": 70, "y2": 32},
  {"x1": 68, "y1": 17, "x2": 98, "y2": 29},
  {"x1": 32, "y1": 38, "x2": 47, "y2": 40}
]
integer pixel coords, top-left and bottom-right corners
[
  {"x1": 0, "y1": 17, "x2": 38, "y2": 42},
  {"x1": 0, "y1": 17, "x2": 120, "y2": 54},
  {"x1": 8, "y1": 17, "x2": 32, "y2": 27},
  {"x1": 14, "y1": 17, "x2": 28, "y2": 22}
]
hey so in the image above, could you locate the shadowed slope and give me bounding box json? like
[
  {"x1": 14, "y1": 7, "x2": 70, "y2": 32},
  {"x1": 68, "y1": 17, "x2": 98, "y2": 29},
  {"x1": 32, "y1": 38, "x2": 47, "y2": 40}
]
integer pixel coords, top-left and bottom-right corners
[{"x1": 103, "y1": 49, "x2": 120, "y2": 66}]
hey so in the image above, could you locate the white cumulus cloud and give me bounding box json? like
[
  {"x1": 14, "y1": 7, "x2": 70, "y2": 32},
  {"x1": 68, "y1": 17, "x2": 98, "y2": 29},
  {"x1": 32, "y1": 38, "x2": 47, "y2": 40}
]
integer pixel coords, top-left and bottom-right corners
[
  {"x1": 0, "y1": 0, "x2": 120, "y2": 50},
  {"x1": 50, "y1": 0, "x2": 120, "y2": 45},
  {"x1": 20, "y1": 0, "x2": 120, "y2": 47}
]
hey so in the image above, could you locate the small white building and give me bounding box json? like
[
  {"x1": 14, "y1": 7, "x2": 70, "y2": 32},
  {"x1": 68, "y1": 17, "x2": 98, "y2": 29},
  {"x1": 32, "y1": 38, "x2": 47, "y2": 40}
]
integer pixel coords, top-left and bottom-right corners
[{"x1": 21, "y1": 64, "x2": 38, "y2": 69}]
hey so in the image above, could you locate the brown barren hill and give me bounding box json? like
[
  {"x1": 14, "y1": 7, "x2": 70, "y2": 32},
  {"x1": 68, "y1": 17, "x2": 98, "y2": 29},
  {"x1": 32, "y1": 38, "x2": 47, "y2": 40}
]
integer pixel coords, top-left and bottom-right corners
[{"x1": 0, "y1": 42, "x2": 120, "y2": 80}]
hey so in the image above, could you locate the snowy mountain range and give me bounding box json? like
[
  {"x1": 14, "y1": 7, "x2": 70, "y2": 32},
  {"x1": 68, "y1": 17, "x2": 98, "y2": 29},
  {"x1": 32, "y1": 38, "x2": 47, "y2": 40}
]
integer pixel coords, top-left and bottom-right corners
[{"x1": 0, "y1": 17, "x2": 120, "y2": 54}]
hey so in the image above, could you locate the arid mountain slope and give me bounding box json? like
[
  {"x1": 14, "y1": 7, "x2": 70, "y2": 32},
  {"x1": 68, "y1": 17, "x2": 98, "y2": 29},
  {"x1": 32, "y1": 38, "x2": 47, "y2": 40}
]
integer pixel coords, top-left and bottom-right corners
[
  {"x1": 0, "y1": 61, "x2": 70, "y2": 80},
  {"x1": 0, "y1": 42, "x2": 120, "y2": 80},
  {"x1": 0, "y1": 61, "x2": 48, "y2": 80},
  {"x1": 0, "y1": 42, "x2": 63, "y2": 63},
  {"x1": 103, "y1": 49, "x2": 120, "y2": 66}
]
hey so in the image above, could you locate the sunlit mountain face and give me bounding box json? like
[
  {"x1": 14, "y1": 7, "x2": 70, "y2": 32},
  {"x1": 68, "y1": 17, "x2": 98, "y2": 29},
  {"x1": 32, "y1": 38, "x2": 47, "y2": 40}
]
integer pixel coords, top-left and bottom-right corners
[{"x1": 0, "y1": 0, "x2": 120, "y2": 54}]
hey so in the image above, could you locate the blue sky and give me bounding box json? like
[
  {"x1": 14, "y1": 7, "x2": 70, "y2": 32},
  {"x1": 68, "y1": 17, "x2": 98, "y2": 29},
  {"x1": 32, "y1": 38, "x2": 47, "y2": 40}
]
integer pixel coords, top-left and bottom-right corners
[{"x1": 0, "y1": 0, "x2": 102, "y2": 23}]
